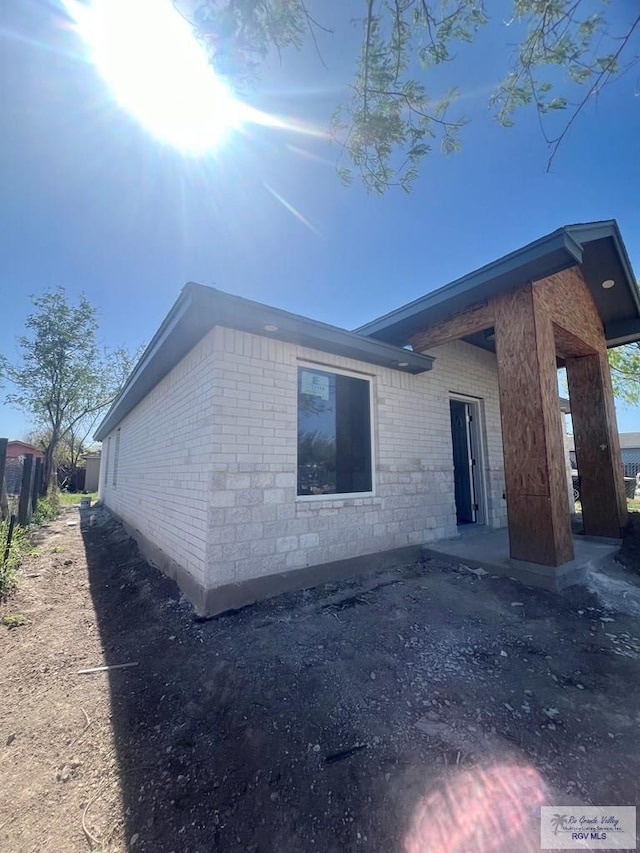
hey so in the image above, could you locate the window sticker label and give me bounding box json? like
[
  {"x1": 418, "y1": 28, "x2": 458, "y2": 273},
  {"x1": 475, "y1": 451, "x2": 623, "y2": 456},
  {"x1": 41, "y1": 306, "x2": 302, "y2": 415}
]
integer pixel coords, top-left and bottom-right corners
[{"x1": 300, "y1": 370, "x2": 329, "y2": 401}]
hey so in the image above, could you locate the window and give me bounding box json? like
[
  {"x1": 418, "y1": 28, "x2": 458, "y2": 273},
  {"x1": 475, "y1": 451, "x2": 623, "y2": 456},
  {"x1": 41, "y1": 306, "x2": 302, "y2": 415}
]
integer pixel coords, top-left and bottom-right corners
[
  {"x1": 105, "y1": 437, "x2": 112, "y2": 487},
  {"x1": 297, "y1": 366, "x2": 372, "y2": 497},
  {"x1": 112, "y1": 429, "x2": 121, "y2": 487}
]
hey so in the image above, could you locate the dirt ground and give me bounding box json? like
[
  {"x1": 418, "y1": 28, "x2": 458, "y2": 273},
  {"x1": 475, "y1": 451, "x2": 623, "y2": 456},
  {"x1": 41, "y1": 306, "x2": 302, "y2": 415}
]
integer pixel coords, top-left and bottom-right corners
[{"x1": 2, "y1": 506, "x2": 640, "y2": 853}]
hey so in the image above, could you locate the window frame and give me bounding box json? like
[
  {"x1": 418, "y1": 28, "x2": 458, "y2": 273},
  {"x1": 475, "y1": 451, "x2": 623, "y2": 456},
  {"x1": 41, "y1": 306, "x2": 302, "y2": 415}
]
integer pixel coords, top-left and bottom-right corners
[
  {"x1": 296, "y1": 361, "x2": 376, "y2": 502},
  {"x1": 104, "y1": 436, "x2": 112, "y2": 488},
  {"x1": 112, "y1": 428, "x2": 121, "y2": 488}
]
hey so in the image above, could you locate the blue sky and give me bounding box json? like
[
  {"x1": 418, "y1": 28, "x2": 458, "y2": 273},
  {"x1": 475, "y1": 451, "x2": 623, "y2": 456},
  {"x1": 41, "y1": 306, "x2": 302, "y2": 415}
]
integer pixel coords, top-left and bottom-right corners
[{"x1": 1, "y1": 0, "x2": 639, "y2": 441}]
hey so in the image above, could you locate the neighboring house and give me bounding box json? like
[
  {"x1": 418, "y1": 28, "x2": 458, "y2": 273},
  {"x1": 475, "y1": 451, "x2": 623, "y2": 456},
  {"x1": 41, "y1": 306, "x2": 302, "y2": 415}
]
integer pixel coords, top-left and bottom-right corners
[
  {"x1": 7, "y1": 441, "x2": 44, "y2": 461},
  {"x1": 82, "y1": 452, "x2": 101, "y2": 492},
  {"x1": 3, "y1": 441, "x2": 44, "y2": 498},
  {"x1": 568, "y1": 433, "x2": 640, "y2": 474},
  {"x1": 618, "y1": 434, "x2": 640, "y2": 478},
  {"x1": 95, "y1": 220, "x2": 640, "y2": 615},
  {"x1": 568, "y1": 432, "x2": 640, "y2": 498},
  {"x1": 558, "y1": 398, "x2": 575, "y2": 508}
]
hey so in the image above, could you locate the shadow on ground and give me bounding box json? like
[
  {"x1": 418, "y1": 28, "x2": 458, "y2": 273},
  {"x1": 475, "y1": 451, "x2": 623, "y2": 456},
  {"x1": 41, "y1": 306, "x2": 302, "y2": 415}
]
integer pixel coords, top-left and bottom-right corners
[{"x1": 81, "y1": 506, "x2": 640, "y2": 853}]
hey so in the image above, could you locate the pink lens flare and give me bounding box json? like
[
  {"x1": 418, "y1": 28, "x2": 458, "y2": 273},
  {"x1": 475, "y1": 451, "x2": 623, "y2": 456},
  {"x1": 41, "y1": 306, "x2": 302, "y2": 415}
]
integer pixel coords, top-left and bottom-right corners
[{"x1": 404, "y1": 761, "x2": 548, "y2": 853}]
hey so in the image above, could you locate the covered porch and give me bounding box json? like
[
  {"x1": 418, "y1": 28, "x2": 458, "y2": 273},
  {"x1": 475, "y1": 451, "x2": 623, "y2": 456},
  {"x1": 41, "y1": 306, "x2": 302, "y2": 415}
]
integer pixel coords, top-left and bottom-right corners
[
  {"x1": 358, "y1": 221, "x2": 640, "y2": 587},
  {"x1": 422, "y1": 524, "x2": 621, "y2": 591}
]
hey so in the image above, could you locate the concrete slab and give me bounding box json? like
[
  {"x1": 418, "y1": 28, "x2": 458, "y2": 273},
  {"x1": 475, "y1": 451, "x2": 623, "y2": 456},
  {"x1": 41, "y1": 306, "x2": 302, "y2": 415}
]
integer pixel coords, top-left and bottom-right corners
[{"x1": 423, "y1": 525, "x2": 621, "y2": 591}]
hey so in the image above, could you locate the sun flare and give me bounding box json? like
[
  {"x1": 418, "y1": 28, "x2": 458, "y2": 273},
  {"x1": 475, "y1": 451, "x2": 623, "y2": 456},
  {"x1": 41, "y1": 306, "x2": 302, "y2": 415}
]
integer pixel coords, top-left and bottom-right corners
[{"x1": 65, "y1": 0, "x2": 241, "y2": 151}]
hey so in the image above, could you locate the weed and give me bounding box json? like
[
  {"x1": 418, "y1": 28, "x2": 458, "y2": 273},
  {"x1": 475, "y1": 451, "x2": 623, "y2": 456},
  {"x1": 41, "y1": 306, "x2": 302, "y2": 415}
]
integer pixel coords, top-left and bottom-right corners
[
  {"x1": 1, "y1": 494, "x2": 62, "y2": 598},
  {"x1": 32, "y1": 495, "x2": 60, "y2": 524},
  {"x1": 0, "y1": 522, "x2": 29, "y2": 598},
  {"x1": 51, "y1": 545, "x2": 65, "y2": 554},
  {"x1": 2, "y1": 613, "x2": 29, "y2": 629}
]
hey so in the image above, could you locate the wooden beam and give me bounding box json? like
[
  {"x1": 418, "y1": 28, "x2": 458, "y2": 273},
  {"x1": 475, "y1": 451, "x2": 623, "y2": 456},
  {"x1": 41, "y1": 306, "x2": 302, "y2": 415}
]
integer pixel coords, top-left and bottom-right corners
[
  {"x1": 567, "y1": 353, "x2": 627, "y2": 538},
  {"x1": 533, "y1": 266, "x2": 605, "y2": 351},
  {"x1": 409, "y1": 300, "x2": 495, "y2": 352},
  {"x1": 536, "y1": 267, "x2": 627, "y2": 537},
  {"x1": 552, "y1": 323, "x2": 596, "y2": 360},
  {"x1": 494, "y1": 285, "x2": 574, "y2": 566}
]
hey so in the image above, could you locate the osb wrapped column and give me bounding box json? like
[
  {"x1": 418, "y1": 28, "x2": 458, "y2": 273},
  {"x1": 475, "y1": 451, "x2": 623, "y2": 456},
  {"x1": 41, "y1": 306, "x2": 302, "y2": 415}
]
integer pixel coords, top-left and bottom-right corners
[
  {"x1": 409, "y1": 264, "x2": 626, "y2": 565},
  {"x1": 494, "y1": 285, "x2": 574, "y2": 565},
  {"x1": 533, "y1": 268, "x2": 627, "y2": 539},
  {"x1": 567, "y1": 354, "x2": 627, "y2": 537}
]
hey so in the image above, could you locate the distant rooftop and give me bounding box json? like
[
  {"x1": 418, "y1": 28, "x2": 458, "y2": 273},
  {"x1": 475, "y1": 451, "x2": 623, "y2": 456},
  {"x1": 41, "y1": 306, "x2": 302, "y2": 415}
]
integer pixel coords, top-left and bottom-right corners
[
  {"x1": 620, "y1": 433, "x2": 640, "y2": 450},
  {"x1": 566, "y1": 432, "x2": 640, "y2": 453}
]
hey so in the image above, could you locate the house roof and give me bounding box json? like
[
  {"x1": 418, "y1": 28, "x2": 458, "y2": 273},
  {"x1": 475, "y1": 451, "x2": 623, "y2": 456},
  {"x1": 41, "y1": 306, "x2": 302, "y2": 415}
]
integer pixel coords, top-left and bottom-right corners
[
  {"x1": 619, "y1": 433, "x2": 640, "y2": 450},
  {"x1": 566, "y1": 433, "x2": 640, "y2": 453},
  {"x1": 7, "y1": 441, "x2": 44, "y2": 456},
  {"x1": 356, "y1": 220, "x2": 640, "y2": 350},
  {"x1": 94, "y1": 284, "x2": 434, "y2": 441}
]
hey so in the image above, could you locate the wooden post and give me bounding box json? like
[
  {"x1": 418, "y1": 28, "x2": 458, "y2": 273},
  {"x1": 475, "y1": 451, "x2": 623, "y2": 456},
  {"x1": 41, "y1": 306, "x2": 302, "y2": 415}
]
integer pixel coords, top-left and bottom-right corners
[
  {"x1": 0, "y1": 438, "x2": 8, "y2": 521},
  {"x1": 494, "y1": 285, "x2": 574, "y2": 566},
  {"x1": 566, "y1": 353, "x2": 627, "y2": 538},
  {"x1": 39, "y1": 454, "x2": 47, "y2": 497},
  {"x1": 31, "y1": 458, "x2": 42, "y2": 514},
  {"x1": 3, "y1": 515, "x2": 16, "y2": 566},
  {"x1": 18, "y1": 453, "x2": 34, "y2": 527}
]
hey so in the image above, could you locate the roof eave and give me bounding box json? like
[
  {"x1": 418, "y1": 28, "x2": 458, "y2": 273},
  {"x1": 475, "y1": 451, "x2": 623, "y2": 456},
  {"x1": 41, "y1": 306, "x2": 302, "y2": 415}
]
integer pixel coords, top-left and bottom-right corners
[
  {"x1": 355, "y1": 228, "x2": 581, "y2": 340},
  {"x1": 604, "y1": 317, "x2": 640, "y2": 348},
  {"x1": 94, "y1": 284, "x2": 434, "y2": 441},
  {"x1": 191, "y1": 284, "x2": 434, "y2": 371},
  {"x1": 355, "y1": 221, "x2": 640, "y2": 347},
  {"x1": 94, "y1": 287, "x2": 198, "y2": 440}
]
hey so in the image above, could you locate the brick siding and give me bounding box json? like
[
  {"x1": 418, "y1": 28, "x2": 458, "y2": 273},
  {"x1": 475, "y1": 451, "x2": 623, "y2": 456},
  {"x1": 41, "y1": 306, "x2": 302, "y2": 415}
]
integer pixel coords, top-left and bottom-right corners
[
  {"x1": 100, "y1": 326, "x2": 506, "y2": 594},
  {"x1": 100, "y1": 330, "x2": 218, "y2": 587}
]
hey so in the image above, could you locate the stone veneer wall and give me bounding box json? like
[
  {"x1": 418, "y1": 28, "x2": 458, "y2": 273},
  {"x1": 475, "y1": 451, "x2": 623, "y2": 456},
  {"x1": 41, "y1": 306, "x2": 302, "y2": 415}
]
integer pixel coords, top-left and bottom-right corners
[
  {"x1": 202, "y1": 328, "x2": 506, "y2": 590},
  {"x1": 99, "y1": 326, "x2": 506, "y2": 609}
]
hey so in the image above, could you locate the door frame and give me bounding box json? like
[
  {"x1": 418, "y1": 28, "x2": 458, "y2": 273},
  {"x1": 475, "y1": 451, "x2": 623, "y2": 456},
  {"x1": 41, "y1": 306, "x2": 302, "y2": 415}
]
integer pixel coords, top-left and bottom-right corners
[{"x1": 449, "y1": 394, "x2": 488, "y2": 526}]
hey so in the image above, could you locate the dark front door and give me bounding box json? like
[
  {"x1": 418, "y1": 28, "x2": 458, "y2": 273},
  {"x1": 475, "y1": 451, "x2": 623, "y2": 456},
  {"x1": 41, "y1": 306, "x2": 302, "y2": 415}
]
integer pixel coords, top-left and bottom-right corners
[{"x1": 450, "y1": 400, "x2": 477, "y2": 525}]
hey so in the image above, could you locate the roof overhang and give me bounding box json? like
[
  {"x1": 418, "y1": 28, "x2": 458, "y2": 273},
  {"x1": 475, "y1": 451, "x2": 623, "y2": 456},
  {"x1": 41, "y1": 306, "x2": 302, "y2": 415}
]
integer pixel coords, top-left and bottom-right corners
[
  {"x1": 356, "y1": 220, "x2": 640, "y2": 350},
  {"x1": 619, "y1": 433, "x2": 640, "y2": 450},
  {"x1": 94, "y1": 284, "x2": 434, "y2": 441}
]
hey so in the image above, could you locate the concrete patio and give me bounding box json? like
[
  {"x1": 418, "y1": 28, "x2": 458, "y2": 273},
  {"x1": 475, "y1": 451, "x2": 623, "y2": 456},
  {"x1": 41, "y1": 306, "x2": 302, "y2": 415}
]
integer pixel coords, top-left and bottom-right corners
[{"x1": 422, "y1": 523, "x2": 621, "y2": 591}]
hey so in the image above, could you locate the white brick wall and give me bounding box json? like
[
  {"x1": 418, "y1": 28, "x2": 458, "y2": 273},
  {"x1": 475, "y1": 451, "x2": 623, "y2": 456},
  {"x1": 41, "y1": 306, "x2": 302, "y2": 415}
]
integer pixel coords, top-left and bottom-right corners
[
  {"x1": 205, "y1": 328, "x2": 506, "y2": 587},
  {"x1": 99, "y1": 325, "x2": 506, "y2": 594},
  {"x1": 99, "y1": 329, "x2": 219, "y2": 587}
]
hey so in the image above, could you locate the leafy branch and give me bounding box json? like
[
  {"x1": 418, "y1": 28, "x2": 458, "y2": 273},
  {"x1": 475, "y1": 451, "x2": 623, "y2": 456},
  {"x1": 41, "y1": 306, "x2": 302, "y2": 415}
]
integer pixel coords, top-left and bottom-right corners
[
  {"x1": 609, "y1": 341, "x2": 640, "y2": 406},
  {"x1": 492, "y1": 2, "x2": 640, "y2": 170},
  {"x1": 184, "y1": 1, "x2": 639, "y2": 192}
]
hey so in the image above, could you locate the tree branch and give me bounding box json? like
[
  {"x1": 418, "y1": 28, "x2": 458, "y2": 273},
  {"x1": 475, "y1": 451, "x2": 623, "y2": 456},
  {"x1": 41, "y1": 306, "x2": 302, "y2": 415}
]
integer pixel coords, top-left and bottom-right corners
[
  {"x1": 299, "y1": 0, "x2": 331, "y2": 69},
  {"x1": 547, "y1": 12, "x2": 640, "y2": 170},
  {"x1": 363, "y1": 0, "x2": 376, "y2": 117}
]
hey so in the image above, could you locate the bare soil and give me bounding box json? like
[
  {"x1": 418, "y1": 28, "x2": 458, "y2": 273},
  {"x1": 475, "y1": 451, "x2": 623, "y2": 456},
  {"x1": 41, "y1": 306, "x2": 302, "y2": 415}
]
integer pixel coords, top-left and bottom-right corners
[{"x1": 2, "y1": 506, "x2": 640, "y2": 853}]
